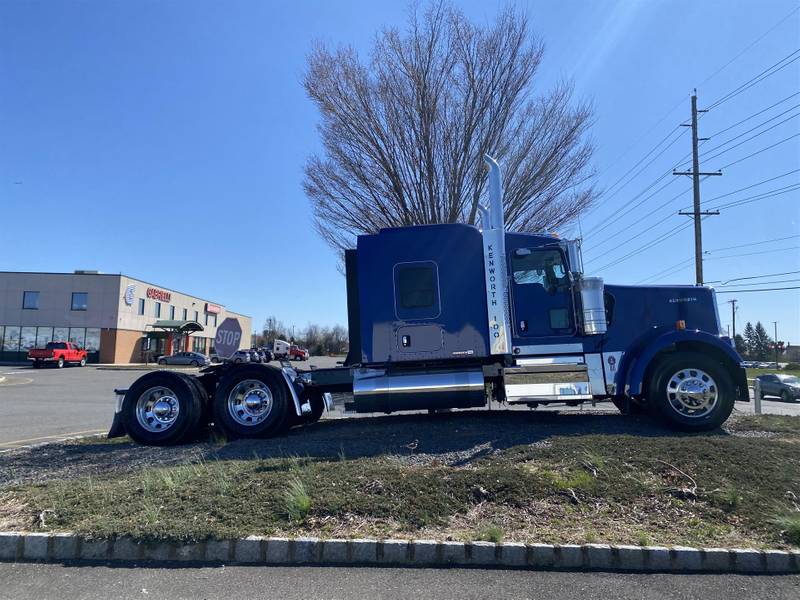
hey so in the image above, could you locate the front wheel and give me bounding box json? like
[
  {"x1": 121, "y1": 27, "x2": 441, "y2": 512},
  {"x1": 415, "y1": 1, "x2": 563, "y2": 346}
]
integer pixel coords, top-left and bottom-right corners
[
  {"x1": 782, "y1": 390, "x2": 792, "y2": 403},
  {"x1": 190, "y1": 360, "x2": 199, "y2": 367},
  {"x1": 158, "y1": 358, "x2": 166, "y2": 366},
  {"x1": 213, "y1": 366, "x2": 293, "y2": 438},
  {"x1": 79, "y1": 357, "x2": 87, "y2": 367},
  {"x1": 646, "y1": 352, "x2": 735, "y2": 431}
]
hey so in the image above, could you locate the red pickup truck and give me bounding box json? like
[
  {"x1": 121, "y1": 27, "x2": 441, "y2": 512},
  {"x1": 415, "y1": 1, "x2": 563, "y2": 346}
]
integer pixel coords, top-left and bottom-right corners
[
  {"x1": 28, "y1": 342, "x2": 88, "y2": 368},
  {"x1": 289, "y1": 345, "x2": 309, "y2": 361}
]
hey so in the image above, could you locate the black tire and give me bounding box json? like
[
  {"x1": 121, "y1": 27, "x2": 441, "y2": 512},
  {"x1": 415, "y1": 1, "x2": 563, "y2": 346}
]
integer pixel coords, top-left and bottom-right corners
[
  {"x1": 646, "y1": 351, "x2": 735, "y2": 431},
  {"x1": 611, "y1": 397, "x2": 646, "y2": 415},
  {"x1": 79, "y1": 357, "x2": 87, "y2": 367},
  {"x1": 213, "y1": 365, "x2": 293, "y2": 438},
  {"x1": 190, "y1": 360, "x2": 199, "y2": 367},
  {"x1": 781, "y1": 390, "x2": 792, "y2": 403},
  {"x1": 32, "y1": 361, "x2": 41, "y2": 369},
  {"x1": 57, "y1": 356, "x2": 65, "y2": 369},
  {"x1": 158, "y1": 358, "x2": 166, "y2": 366},
  {"x1": 121, "y1": 371, "x2": 202, "y2": 445},
  {"x1": 303, "y1": 391, "x2": 326, "y2": 425}
]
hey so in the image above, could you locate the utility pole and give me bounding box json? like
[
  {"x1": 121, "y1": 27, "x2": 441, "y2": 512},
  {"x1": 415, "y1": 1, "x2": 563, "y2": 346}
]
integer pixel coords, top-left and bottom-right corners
[
  {"x1": 674, "y1": 91, "x2": 722, "y2": 285},
  {"x1": 727, "y1": 299, "x2": 738, "y2": 343},
  {"x1": 774, "y1": 321, "x2": 779, "y2": 366}
]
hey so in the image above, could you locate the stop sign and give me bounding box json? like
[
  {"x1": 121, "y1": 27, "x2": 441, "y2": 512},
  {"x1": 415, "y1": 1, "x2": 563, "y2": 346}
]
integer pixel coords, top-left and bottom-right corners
[{"x1": 215, "y1": 318, "x2": 243, "y2": 358}]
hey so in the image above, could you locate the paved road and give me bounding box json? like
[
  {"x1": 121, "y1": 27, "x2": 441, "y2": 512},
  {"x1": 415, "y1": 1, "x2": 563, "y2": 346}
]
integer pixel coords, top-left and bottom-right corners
[
  {"x1": 0, "y1": 563, "x2": 798, "y2": 600},
  {"x1": 0, "y1": 359, "x2": 798, "y2": 449}
]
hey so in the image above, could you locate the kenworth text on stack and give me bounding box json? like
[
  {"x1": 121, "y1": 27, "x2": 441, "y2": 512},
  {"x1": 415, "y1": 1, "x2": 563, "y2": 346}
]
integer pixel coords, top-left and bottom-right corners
[{"x1": 109, "y1": 156, "x2": 747, "y2": 445}]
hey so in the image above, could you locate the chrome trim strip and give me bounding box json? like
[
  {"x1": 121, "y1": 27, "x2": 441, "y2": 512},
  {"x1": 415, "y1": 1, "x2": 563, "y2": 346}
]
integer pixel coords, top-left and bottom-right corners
[
  {"x1": 515, "y1": 355, "x2": 585, "y2": 366},
  {"x1": 514, "y1": 343, "x2": 584, "y2": 355}
]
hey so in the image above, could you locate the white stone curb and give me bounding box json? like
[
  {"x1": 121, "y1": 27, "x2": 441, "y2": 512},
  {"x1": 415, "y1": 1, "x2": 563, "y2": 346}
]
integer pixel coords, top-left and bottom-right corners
[{"x1": 0, "y1": 533, "x2": 798, "y2": 572}]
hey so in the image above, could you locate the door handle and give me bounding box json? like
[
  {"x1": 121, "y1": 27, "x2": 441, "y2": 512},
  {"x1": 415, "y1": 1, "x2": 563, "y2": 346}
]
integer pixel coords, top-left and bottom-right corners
[
  {"x1": 401, "y1": 335, "x2": 411, "y2": 347},
  {"x1": 520, "y1": 320, "x2": 528, "y2": 332}
]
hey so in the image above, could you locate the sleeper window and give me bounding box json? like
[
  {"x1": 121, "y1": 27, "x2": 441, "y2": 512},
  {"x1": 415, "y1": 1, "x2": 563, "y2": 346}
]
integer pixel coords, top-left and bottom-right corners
[{"x1": 394, "y1": 262, "x2": 440, "y2": 320}]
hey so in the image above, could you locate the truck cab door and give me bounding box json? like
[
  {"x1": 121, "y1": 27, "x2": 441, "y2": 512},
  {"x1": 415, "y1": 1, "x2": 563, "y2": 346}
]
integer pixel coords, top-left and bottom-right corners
[{"x1": 509, "y1": 247, "x2": 575, "y2": 339}]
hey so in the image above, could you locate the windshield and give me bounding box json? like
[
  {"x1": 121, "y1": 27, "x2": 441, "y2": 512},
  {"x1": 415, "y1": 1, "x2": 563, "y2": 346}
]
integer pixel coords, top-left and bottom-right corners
[{"x1": 781, "y1": 376, "x2": 799, "y2": 384}]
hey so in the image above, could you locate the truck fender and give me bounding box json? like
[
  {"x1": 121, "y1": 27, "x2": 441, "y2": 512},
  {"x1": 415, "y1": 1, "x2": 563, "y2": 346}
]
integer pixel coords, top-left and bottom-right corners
[{"x1": 623, "y1": 330, "x2": 747, "y2": 399}]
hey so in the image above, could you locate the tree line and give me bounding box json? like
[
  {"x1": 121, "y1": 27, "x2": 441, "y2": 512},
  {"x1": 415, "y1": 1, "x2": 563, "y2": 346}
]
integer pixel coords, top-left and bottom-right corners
[
  {"x1": 734, "y1": 321, "x2": 786, "y2": 361},
  {"x1": 253, "y1": 316, "x2": 348, "y2": 356}
]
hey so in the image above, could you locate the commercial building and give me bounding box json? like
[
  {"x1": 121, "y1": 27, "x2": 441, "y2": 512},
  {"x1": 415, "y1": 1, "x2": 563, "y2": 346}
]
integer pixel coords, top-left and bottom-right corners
[{"x1": 0, "y1": 271, "x2": 251, "y2": 363}]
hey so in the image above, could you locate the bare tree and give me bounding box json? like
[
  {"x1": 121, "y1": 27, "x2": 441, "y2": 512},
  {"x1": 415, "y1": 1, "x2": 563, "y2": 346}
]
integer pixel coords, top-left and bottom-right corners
[{"x1": 303, "y1": 2, "x2": 596, "y2": 256}]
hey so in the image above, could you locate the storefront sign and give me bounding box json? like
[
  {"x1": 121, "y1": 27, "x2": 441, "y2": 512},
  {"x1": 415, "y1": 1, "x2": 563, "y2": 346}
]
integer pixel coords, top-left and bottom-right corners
[
  {"x1": 124, "y1": 284, "x2": 136, "y2": 306},
  {"x1": 146, "y1": 287, "x2": 171, "y2": 302},
  {"x1": 205, "y1": 303, "x2": 221, "y2": 314}
]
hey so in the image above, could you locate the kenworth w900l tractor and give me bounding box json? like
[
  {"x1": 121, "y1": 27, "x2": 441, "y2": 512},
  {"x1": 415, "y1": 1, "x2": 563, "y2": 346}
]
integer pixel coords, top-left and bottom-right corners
[{"x1": 110, "y1": 156, "x2": 747, "y2": 445}]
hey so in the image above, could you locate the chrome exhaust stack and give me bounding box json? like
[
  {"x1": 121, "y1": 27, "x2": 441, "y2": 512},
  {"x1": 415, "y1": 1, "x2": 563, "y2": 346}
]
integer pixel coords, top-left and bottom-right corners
[{"x1": 478, "y1": 154, "x2": 512, "y2": 355}]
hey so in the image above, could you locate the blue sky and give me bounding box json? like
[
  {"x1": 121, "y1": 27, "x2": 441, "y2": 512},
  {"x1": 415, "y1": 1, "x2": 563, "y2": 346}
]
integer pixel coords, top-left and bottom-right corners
[{"x1": 1, "y1": 1, "x2": 798, "y2": 343}]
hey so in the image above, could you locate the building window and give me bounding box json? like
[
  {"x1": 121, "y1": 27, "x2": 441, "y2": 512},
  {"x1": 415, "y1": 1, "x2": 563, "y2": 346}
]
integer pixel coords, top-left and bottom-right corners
[
  {"x1": 212, "y1": 313, "x2": 217, "y2": 327},
  {"x1": 170, "y1": 305, "x2": 175, "y2": 320},
  {"x1": 183, "y1": 308, "x2": 188, "y2": 320},
  {"x1": 154, "y1": 302, "x2": 161, "y2": 318},
  {"x1": 22, "y1": 291, "x2": 40, "y2": 310},
  {"x1": 194, "y1": 310, "x2": 199, "y2": 322},
  {"x1": 138, "y1": 298, "x2": 145, "y2": 315},
  {"x1": 71, "y1": 292, "x2": 88, "y2": 311},
  {"x1": 205, "y1": 313, "x2": 210, "y2": 326}
]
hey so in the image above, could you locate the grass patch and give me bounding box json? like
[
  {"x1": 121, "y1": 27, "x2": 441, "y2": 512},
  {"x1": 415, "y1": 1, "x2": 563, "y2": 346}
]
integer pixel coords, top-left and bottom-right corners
[
  {"x1": 728, "y1": 414, "x2": 800, "y2": 435},
  {"x1": 6, "y1": 424, "x2": 799, "y2": 549},
  {"x1": 475, "y1": 525, "x2": 504, "y2": 543},
  {"x1": 771, "y1": 513, "x2": 800, "y2": 545}
]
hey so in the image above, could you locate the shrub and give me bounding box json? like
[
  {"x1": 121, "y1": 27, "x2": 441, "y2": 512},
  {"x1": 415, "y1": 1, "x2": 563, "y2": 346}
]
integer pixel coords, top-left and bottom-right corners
[{"x1": 283, "y1": 476, "x2": 311, "y2": 522}]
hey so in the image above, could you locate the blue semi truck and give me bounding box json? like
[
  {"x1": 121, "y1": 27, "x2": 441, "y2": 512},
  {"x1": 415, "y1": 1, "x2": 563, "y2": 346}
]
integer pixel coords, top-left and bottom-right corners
[{"x1": 110, "y1": 156, "x2": 748, "y2": 445}]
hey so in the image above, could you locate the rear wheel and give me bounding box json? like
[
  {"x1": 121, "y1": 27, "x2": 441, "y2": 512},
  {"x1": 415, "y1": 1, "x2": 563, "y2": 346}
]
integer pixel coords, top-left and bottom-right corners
[
  {"x1": 56, "y1": 356, "x2": 65, "y2": 369},
  {"x1": 213, "y1": 366, "x2": 293, "y2": 438},
  {"x1": 190, "y1": 360, "x2": 199, "y2": 367},
  {"x1": 158, "y1": 358, "x2": 166, "y2": 366},
  {"x1": 121, "y1": 371, "x2": 202, "y2": 445},
  {"x1": 32, "y1": 361, "x2": 41, "y2": 369},
  {"x1": 646, "y1": 352, "x2": 735, "y2": 431}
]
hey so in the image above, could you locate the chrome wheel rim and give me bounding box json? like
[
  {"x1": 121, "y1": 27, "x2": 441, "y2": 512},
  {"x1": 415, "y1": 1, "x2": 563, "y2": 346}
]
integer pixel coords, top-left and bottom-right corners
[
  {"x1": 666, "y1": 368, "x2": 718, "y2": 418},
  {"x1": 136, "y1": 386, "x2": 180, "y2": 432},
  {"x1": 227, "y1": 379, "x2": 273, "y2": 426}
]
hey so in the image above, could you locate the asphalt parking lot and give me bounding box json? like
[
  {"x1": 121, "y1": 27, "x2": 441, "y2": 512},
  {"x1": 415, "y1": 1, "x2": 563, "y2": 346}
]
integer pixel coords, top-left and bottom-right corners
[{"x1": 0, "y1": 358, "x2": 797, "y2": 450}]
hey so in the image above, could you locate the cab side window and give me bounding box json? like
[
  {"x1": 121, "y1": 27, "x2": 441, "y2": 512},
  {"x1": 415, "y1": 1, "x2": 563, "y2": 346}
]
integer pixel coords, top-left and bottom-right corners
[{"x1": 512, "y1": 249, "x2": 568, "y2": 292}]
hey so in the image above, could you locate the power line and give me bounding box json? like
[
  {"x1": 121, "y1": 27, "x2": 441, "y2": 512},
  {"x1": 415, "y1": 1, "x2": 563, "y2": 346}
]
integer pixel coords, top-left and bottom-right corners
[
  {"x1": 716, "y1": 286, "x2": 800, "y2": 294},
  {"x1": 636, "y1": 257, "x2": 694, "y2": 284},
  {"x1": 700, "y1": 110, "x2": 800, "y2": 164},
  {"x1": 679, "y1": 168, "x2": 800, "y2": 210},
  {"x1": 704, "y1": 234, "x2": 800, "y2": 254},
  {"x1": 697, "y1": 6, "x2": 800, "y2": 92},
  {"x1": 592, "y1": 219, "x2": 696, "y2": 272},
  {"x1": 583, "y1": 185, "x2": 692, "y2": 255},
  {"x1": 706, "y1": 48, "x2": 800, "y2": 111},
  {"x1": 716, "y1": 133, "x2": 800, "y2": 170},
  {"x1": 706, "y1": 270, "x2": 800, "y2": 285},
  {"x1": 717, "y1": 278, "x2": 800, "y2": 288},
  {"x1": 709, "y1": 183, "x2": 800, "y2": 211},
  {"x1": 706, "y1": 245, "x2": 800, "y2": 261},
  {"x1": 706, "y1": 91, "x2": 800, "y2": 138}
]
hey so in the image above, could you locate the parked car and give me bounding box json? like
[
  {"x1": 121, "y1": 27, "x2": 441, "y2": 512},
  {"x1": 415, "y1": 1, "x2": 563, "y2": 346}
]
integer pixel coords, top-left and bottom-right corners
[
  {"x1": 259, "y1": 348, "x2": 274, "y2": 362},
  {"x1": 249, "y1": 349, "x2": 263, "y2": 363},
  {"x1": 157, "y1": 352, "x2": 210, "y2": 367},
  {"x1": 289, "y1": 345, "x2": 309, "y2": 361},
  {"x1": 28, "y1": 341, "x2": 88, "y2": 368},
  {"x1": 755, "y1": 374, "x2": 800, "y2": 402},
  {"x1": 227, "y1": 350, "x2": 252, "y2": 364}
]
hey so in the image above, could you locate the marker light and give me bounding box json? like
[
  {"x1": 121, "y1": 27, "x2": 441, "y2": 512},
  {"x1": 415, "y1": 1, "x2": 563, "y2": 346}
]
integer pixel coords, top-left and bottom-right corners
[{"x1": 676, "y1": 320, "x2": 686, "y2": 330}]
